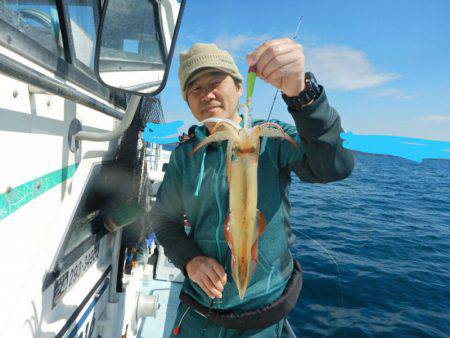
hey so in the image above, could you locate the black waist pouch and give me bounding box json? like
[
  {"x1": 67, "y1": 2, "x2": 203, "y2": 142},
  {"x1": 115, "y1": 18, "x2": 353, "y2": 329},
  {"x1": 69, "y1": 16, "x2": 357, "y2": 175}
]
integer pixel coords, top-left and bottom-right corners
[{"x1": 179, "y1": 259, "x2": 302, "y2": 330}]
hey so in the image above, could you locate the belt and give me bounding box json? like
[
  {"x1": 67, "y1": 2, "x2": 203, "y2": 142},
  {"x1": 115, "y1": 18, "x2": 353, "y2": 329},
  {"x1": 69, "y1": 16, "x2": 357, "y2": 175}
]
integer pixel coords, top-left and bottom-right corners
[{"x1": 179, "y1": 259, "x2": 302, "y2": 330}]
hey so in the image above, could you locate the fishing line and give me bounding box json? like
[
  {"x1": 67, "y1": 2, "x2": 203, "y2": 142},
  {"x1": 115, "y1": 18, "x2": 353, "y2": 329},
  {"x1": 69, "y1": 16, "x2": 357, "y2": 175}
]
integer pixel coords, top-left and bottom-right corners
[
  {"x1": 266, "y1": 16, "x2": 303, "y2": 122},
  {"x1": 260, "y1": 14, "x2": 346, "y2": 308},
  {"x1": 297, "y1": 229, "x2": 345, "y2": 309},
  {"x1": 200, "y1": 298, "x2": 214, "y2": 338}
]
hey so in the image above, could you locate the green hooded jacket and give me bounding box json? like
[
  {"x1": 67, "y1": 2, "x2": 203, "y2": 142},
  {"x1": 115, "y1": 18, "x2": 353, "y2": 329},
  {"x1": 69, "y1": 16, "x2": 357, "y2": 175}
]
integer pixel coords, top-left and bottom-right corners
[{"x1": 149, "y1": 87, "x2": 354, "y2": 313}]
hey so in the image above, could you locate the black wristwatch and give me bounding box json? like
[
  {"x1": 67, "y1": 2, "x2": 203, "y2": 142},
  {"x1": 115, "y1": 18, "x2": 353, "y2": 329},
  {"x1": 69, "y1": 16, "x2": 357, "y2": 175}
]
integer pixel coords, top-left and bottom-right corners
[{"x1": 282, "y1": 72, "x2": 321, "y2": 109}]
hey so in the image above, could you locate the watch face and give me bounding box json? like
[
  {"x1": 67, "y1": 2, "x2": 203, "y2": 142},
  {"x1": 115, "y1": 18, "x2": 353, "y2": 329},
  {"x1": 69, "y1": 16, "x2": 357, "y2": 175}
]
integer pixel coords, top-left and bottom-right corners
[
  {"x1": 306, "y1": 87, "x2": 316, "y2": 101},
  {"x1": 306, "y1": 72, "x2": 318, "y2": 86},
  {"x1": 282, "y1": 72, "x2": 320, "y2": 108},
  {"x1": 305, "y1": 72, "x2": 319, "y2": 100}
]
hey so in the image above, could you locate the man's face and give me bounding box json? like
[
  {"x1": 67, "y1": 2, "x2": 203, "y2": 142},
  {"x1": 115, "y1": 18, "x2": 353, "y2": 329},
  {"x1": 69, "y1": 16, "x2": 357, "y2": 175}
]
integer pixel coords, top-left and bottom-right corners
[{"x1": 186, "y1": 71, "x2": 243, "y2": 124}]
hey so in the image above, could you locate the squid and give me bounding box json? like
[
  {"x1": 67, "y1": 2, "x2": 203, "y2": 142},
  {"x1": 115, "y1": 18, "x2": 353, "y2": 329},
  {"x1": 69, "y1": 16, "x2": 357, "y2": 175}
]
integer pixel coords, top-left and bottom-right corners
[{"x1": 191, "y1": 105, "x2": 297, "y2": 299}]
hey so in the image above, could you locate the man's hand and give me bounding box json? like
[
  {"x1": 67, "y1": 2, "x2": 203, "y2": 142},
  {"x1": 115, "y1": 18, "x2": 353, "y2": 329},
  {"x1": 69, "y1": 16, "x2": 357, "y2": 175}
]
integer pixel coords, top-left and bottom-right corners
[
  {"x1": 246, "y1": 38, "x2": 305, "y2": 97},
  {"x1": 185, "y1": 256, "x2": 227, "y2": 299}
]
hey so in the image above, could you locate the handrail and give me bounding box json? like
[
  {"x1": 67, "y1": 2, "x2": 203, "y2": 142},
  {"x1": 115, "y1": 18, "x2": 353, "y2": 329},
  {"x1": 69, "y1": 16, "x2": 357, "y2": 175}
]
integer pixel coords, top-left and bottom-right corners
[
  {"x1": 0, "y1": 53, "x2": 124, "y2": 120},
  {"x1": 71, "y1": 95, "x2": 141, "y2": 150},
  {"x1": 108, "y1": 228, "x2": 122, "y2": 303}
]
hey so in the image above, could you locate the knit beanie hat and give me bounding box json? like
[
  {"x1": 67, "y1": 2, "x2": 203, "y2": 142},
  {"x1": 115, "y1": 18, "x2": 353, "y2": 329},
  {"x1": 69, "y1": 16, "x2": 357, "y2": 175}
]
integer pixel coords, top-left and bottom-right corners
[{"x1": 178, "y1": 43, "x2": 243, "y2": 100}]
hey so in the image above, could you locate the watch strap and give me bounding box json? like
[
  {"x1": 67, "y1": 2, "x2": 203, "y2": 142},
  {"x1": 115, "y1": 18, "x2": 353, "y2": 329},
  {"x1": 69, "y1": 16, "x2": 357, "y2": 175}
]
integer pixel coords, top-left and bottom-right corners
[{"x1": 282, "y1": 72, "x2": 321, "y2": 110}]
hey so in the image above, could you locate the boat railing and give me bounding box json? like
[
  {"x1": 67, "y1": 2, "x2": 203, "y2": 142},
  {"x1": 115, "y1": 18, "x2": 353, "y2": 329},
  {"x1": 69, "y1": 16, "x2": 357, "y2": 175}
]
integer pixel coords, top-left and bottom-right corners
[
  {"x1": 146, "y1": 142, "x2": 161, "y2": 172},
  {"x1": 0, "y1": 53, "x2": 125, "y2": 120}
]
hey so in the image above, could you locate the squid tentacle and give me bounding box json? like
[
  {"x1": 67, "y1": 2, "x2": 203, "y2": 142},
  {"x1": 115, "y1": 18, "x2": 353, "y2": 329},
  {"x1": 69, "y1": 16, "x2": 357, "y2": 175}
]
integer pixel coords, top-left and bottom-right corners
[
  {"x1": 211, "y1": 121, "x2": 240, "y2": 135},
  {"x1": 191, "y1": 131, "x2": 237, "y2": 155},
  {"x1": 239, "y1": 104, "x2": 251, "y2": 131},
  {"x1": 201, "y1": 117, "x2": 242, "y2": 131},
  {"x1": 255, "y1": 123, "x2": 298, "y2": 148}
]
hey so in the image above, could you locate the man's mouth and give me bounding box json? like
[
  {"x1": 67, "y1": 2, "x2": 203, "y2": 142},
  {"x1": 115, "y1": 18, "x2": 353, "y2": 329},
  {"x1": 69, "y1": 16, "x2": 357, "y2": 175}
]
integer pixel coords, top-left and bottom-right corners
[{"x1": 203, "y1": 105, "x2": 221, "y2": 112}]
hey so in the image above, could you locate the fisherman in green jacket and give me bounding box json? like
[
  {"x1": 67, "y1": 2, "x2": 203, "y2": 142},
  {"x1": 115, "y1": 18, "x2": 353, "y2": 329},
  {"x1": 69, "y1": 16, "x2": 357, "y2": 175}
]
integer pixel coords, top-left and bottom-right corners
[{"x1": 149, "y1": 38, "x2": 354, "y2": 337}]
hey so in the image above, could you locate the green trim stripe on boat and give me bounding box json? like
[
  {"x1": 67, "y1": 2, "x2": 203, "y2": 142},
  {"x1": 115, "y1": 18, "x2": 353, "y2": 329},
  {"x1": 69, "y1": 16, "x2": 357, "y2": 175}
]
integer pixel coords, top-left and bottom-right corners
[{"x1": 0, "y1": 163, "x2": 79, "y2": 221}]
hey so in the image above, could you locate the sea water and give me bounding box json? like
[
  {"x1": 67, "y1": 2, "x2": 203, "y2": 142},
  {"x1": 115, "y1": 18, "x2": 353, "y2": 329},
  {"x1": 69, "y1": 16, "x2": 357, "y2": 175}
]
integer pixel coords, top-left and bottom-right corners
[{"x1": 288, "y1": 152, "x2": 450, "y2": 337}]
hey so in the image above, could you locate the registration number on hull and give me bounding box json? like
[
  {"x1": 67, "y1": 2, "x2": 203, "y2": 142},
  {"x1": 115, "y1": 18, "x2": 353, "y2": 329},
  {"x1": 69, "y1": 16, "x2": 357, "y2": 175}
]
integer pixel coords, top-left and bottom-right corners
[{"x1": 53, "y1": 243, "x2": 99, "y2": 307}]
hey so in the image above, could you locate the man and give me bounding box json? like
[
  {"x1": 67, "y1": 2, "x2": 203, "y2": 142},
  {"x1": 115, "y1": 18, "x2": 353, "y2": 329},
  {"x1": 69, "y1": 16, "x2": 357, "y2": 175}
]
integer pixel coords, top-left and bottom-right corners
[{"x1": 149, "y1": 38, "x2": 354, "y2": 337}]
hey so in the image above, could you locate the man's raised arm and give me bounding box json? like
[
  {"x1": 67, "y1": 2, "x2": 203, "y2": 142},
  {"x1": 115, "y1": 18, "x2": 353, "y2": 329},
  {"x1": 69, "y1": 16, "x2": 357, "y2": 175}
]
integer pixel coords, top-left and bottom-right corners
[{"x1": 282, "y1": 86, "x2": 354, "y2": 183}]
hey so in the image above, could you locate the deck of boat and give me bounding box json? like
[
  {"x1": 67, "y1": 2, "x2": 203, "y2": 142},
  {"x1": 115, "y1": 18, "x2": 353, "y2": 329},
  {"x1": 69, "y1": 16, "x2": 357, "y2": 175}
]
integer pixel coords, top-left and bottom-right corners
[{"x1": 131, "y1": 249, "x2": 183, "y2": 338}]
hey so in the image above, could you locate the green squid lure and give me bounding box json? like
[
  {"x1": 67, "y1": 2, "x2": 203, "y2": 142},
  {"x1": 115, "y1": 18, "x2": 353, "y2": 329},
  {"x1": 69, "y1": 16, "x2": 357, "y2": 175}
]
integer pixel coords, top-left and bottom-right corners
[{"x1": 246, "y1": 65, "x2": 257, "y2": 108}]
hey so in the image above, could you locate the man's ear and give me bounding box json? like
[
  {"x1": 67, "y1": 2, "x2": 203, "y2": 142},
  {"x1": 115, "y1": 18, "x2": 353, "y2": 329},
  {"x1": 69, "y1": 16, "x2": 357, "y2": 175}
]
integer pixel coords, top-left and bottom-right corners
[
  {"x1": 186, "y1": 94, "x2": 191, "y2": 108},
  {"x1": 236, "y1": 81, "x2": 243, "y2": 97}
]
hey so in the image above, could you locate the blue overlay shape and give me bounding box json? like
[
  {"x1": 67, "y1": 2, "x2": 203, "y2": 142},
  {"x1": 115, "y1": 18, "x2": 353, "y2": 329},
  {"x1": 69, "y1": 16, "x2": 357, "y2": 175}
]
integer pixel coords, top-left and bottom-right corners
[
  {"x1": 340, "y1": 132, "x2": 450, "y2": 162},
  {"x1": 142, "y1": 120, "x2": 183, "y2": 145}
]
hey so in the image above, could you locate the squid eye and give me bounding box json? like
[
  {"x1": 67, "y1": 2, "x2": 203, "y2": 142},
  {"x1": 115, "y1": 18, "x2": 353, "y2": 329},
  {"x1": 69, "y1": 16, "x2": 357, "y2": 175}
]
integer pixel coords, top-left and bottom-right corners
[{"x1": 250, "y1": 146, "x2": 256, "y2": 153}]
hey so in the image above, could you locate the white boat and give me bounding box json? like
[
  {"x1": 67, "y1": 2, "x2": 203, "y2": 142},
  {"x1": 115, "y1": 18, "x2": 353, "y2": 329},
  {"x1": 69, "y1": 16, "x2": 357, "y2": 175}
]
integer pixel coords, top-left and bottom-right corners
[{"x1": 0, "y1": 1, "x2": 296, "y2": 337}]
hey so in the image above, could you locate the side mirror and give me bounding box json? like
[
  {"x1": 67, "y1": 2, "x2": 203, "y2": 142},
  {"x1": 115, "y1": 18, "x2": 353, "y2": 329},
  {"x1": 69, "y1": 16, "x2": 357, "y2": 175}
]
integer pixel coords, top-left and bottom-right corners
[{"x1": 95, "y1": 0, "x2": 185, "y2": 95}]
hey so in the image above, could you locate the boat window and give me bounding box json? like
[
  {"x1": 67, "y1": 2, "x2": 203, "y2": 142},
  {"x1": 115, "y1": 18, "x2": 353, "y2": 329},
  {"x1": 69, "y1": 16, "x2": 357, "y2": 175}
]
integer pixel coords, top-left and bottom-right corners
[
  {"x1": 55, "y1": 162, "x2": 127, "y2": 269},
  {"x1": 0, "y1": 0, "x2": 63, "y2": 57},
  {"x1": 43, "y1": 163, "x2": 128, "y2": 290},
  {"x1": 99, "y1": 0, "x2": 165, "y2": 72},
  {"x1": 62, "y1": 210, "x2": 101, "y2": 257},
  {"x1": 67, "y1": 0, "x2": 97, "y2": 69},
  {"x1": 59, "y1": 164, "x2": 105, "y2": 259},
  {"x1": 0, "y1": 0, "x2": 125, "y2": 111}
]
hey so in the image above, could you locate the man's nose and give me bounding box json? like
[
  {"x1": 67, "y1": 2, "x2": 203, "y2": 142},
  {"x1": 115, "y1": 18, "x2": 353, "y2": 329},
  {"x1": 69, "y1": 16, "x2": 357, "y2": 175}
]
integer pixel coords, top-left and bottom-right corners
[{"x1": 201, "y1": 86, "x2": 217, "y2": 101}]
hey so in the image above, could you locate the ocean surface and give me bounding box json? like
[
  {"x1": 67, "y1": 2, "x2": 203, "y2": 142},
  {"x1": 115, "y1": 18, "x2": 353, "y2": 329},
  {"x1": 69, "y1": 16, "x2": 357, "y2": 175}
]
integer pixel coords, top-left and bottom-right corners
[{"x1": 287, "y1": 152, "x2": 450, "y2": 338}]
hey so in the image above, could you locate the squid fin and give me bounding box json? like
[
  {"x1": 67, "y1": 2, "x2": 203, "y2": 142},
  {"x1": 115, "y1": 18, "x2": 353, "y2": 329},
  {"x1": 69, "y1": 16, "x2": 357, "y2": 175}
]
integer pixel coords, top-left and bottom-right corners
[
  {"x1": 241, "y1": 211, "x2": 267, "y2": 300},
  {"x1": 224, "y1": 214, "x2": 240, "y2": 288},
  {"x1": 255, "y1": 209, "x2": 267, "y2": 240},
  {"x1": 249, "y1": 209, "x2": 267, "y2": 275},
  {"x1": 224, "y1": 214, "x2": 235, "y2": 268}
]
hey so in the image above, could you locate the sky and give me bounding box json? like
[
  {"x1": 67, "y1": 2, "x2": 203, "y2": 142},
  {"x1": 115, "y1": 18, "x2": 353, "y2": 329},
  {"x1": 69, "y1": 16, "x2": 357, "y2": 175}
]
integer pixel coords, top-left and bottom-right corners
[{"x1": 160, "y1": 0, "x2": 450, "y2": 142}]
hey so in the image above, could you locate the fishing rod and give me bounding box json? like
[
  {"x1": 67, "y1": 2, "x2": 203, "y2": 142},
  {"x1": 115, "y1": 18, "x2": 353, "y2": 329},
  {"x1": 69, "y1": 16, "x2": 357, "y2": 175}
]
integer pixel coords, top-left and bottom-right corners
[
  {"x1": 245, "y1": 16, "x2": 303, "y2": 117},
  {"x1": 265, "y1": 15, "x2": 303, "y2": 122}
]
